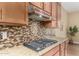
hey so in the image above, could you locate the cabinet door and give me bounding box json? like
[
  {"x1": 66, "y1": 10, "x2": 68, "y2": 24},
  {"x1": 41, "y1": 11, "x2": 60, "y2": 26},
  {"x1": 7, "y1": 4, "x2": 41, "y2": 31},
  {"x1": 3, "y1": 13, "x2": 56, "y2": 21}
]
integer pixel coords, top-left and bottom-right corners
[
  {"x1": 60, "y1": 40, "x2": 68, "y2": 56},
  {"x1": 2, "y1": 2, "x2": 27, "y2": 25},
  {"x1": 41, "y1": 3, "x2": 61, "y2": 28},
  {"x1": 52, "y1": 2, "x2": 57, "y2": 20},
  {"x1": 30, "y1": 2, "x2": 43, "y2": 9},
  {"x1": 42, "y1": 46, "x2": 59, "y2": 56},
  {"x1": 57, "y1": 3, "x2": 61, "y2": 20},
  {"x1": 60, "y1": 42, "x2": 65, "y2": 56},
  {"x1": 0, "y1": 3, "x2": 3, "y2": 22},
  {"x1": 51, "y1": 3, "x2": 61, "y2": 28},
  {"x1": 53, "y1": 51, "x2": 59, "y2": 56},
  {"x1": 0, "y1": 8, "x2": 2, "y2": 21},
  {"x1": 65, "y1": 40, "x2": 69, "y2": 56},
  {"x1": 44, "y1": 2, "x2": 52, "y2": 15},
  {"x1": 25, "y1": 2, "x2": 29, "y2": 25}
]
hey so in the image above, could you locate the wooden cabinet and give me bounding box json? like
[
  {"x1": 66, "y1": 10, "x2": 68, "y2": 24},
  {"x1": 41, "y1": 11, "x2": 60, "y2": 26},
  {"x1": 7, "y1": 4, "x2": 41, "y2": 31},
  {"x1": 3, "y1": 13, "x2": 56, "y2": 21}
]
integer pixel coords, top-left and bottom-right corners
[
  {"x1": 54, "y1": 51, "x2": 60, "y2": 56},
  {"x1": 0, "y1": 2, "x2": 28, "y2": 26},
  {"x1": 41, "y1": 2, "x2": 61, "y2": 28},
  {"x1": 57, "y1": 3, "x2": 61, "y2": 20},
  {"x1": 60, "y1": 40, "x2": 68, "y2": 56},
  {"x1": 47, "y1": 1, "x2": 58, "y2": 28},
  {"x1": 43, "y1": 2, "x2": 52, "y2": 15},
  {"x1": 0, "y1": 8, "x2": 2, "y2": 21},
  {"x1": 42, "y1": 40, "x2": 68, "y2": 56},
  {"x1": 65, "y1": 40, "x2": 69, "y2": 56},
  {"x1": 60, "y1": 42, "x2": 65, "y2": 56},
  {"x1": 0, "y1": 2, "x2": 60, "y2": 26},
  {"x1": 52, "y1": 2, "x2": 57, "y2": 21},
  {"x1": 30, "y1": 2, "x2": 43, "y2": 9},
  {"x1": 50, "y1": 3, "x2": 61, "y2": 28},
  {"x1": 2, "y1": 2, "x2": 26, "y2": 25},
  {"x1": 0, "y1": 3, "x2": 3, "y2": 22},
  {"x1": 30, "y1": 2, "x2": 52, "y2": 15},
  {"x1": 42, "y1": 46, "x2": 59, "y2": 56}
]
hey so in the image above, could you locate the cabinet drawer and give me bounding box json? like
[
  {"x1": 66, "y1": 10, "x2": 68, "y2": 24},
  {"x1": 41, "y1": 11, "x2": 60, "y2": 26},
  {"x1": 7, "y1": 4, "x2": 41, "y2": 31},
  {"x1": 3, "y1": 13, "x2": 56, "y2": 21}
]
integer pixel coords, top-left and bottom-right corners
[
  {"x1": 61, "y1": 50, "x2": 64, "y2": 55},
  {"x1": 61, "y1": 42, "x2": 65, "y2": 50},
  {"x1": 43, "y1": 46, "x2": 59, "y2": 56},
  {"x1": 53, "y1": 51, "x2": 59, "y2": 56}
]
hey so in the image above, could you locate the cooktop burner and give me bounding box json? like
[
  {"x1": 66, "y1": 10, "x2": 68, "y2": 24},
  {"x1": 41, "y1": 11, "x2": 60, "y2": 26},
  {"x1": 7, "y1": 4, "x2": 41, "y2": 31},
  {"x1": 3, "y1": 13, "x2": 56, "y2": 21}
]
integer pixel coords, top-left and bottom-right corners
[{"x1": 23, "y1": 39, "x2": 57, "y2": 52}]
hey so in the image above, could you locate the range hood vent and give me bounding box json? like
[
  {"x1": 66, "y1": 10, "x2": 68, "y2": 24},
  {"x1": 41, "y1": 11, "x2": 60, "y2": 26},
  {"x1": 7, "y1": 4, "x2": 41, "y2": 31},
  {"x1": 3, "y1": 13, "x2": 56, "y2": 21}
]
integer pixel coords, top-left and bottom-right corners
[{"x1": 28, "y1": 4, "x2": 52, "y2": 21}]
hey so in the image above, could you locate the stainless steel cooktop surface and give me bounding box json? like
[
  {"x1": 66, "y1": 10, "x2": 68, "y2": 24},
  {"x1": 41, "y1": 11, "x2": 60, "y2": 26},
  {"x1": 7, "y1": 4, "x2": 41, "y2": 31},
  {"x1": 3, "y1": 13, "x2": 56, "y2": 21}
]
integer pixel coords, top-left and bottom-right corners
[{"x1": 23, "y1": 39, "x2": 57, "y2": 52}]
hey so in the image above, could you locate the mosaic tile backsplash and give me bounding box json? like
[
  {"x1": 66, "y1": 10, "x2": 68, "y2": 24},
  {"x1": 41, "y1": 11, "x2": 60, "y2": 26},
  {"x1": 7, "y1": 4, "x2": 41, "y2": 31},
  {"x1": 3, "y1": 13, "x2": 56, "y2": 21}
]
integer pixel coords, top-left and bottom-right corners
[{"x1": 0, "y1": 20, "x2": 55, "y2": 50}]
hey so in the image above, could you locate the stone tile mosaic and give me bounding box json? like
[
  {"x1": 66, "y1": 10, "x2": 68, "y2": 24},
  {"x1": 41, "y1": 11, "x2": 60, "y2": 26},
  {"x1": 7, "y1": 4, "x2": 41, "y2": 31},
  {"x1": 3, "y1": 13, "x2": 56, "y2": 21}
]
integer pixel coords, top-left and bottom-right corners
[{"x1": 0, "y1": 20, "x2": 55, "y2": 50}]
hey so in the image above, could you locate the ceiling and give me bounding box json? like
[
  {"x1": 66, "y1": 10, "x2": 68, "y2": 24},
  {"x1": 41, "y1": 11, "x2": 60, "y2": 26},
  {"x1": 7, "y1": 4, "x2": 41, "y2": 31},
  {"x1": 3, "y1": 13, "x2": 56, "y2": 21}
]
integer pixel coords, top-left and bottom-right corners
[{"x1": 61, "y1": 2, "x2": 79, "y2": 13}]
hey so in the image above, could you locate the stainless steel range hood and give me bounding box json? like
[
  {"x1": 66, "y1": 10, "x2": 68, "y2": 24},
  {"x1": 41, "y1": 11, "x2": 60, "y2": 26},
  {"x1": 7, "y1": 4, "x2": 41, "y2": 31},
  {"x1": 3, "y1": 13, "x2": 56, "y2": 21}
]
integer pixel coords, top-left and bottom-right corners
[{"x1": 28, "y1": 4, "x2": 52, "y2": 21}]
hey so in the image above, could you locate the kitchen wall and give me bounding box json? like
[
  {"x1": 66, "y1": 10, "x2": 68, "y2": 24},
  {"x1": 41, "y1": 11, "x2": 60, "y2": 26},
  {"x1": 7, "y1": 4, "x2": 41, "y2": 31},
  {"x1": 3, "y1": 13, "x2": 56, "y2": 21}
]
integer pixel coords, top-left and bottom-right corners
[
  {"x1": 54, "y1": 6, "x2": 68, "y2": 38},
  {"x1": 41, "y1": 6, "x2": 68, "y2": 38},
  {"x1": 0, "y1": 5, "x2": 68, "y2": 50},
  {"x1": 68, "y1": 12, "x2": 79, "y2": 42}
]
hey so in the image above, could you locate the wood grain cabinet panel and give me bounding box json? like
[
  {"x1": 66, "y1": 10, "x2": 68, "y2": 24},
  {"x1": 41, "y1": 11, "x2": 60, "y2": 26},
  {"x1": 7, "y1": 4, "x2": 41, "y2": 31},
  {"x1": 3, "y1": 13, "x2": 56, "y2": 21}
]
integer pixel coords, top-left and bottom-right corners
[
  {"x1": 53, "y1": 51, "x2": 59, "y2": 56},
  {"x1": 50, "y1": 2, "x2": 58, "y2": 28},
  {"x1": 57, "y1": 3, "x2": 61, "y2": 20},
  {"x1": 52, "y1": 2, "x2": 57, "y2": 21},
  {"x1": 0, "y1": 8, "x2": 2, "y2": 21},
  {"x1": 42, "y1": 40, "x2": 68, "y2": 56},
  {"x1": 2, "y1": 2, "x2": 26, "y2": 25},
  {"x1": 51, "y1": 20, "x2": 57, "y2": 28},
  {"x1": 42, "y1": 46, "x2": 59, "y2": 56},
  {"x1": 0, "y1": 2, "x2": 28, "y2": 26},
  {"x1": 60, "y1": 40, "x2": 68, "y2": 56},
  {"x1": 0, "y1": 3, "x2": 3, "y2": 22},
  {"x1": 51, "y1": 3, "x2": 61, "y2": 28},
  {"x1": 60, "y1": 42, "x2": 65, "y2": 56},
  {"x1": 65, "y1": 40, "x2": 69, "y2": 56},
  {"x1": 41, "y1": 2, "x2": 61, "y2": 28},
  {"x1": 30, "y1": 2, "x2": 52, "y2": 15},
  {"x1": 43, "y1": 2, "x2": 52, "y2": 15},
  {"x1": 30, "y1": 2, "x2": 43, "y2": 9},
  {"x1": 25, "y1": 2, "x2": 29, "y2": 25}
]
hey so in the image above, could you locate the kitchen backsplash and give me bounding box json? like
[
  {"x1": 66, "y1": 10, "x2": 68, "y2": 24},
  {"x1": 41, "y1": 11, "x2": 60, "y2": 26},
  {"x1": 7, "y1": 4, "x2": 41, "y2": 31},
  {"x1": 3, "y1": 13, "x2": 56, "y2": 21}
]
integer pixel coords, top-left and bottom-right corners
[{"x1": 0, "y1": 20, "x2": 55, "y2": 50}]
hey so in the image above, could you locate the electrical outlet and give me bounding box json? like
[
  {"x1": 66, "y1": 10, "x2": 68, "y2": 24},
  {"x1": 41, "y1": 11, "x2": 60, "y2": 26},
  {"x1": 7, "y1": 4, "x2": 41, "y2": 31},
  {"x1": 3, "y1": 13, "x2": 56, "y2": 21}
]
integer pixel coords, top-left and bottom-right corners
[{"x1": 1, "y1": 31, "x2": 7, "y2": 39}]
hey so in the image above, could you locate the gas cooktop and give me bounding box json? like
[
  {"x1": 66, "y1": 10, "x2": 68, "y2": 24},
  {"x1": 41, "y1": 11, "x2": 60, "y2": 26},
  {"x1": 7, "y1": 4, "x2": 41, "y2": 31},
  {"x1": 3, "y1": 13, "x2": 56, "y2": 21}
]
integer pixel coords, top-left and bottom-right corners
[{"x1": 23, "y1": 39, "x2": 57, "y2": 52}]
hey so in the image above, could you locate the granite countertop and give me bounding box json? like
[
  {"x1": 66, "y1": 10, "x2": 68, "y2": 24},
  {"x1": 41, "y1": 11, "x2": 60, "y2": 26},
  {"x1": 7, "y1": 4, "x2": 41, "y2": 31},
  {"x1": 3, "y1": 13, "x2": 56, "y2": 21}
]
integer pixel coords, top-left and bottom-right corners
[{"x1": 0, "y1": 37, "x2": 68, "y2": 56}]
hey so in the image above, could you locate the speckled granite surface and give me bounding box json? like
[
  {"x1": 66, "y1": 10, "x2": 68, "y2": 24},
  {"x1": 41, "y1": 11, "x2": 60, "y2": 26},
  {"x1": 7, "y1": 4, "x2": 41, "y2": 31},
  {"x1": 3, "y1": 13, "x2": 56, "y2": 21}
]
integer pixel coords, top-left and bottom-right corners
[{"x1": 0, "y1": 37, "x2": 68, "y2": 56}]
